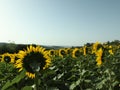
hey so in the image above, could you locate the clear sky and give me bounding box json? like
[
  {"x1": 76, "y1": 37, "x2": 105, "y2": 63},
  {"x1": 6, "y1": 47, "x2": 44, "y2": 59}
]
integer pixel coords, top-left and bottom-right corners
[{"x1": 0, "y1": 0, "x2": 120, "y2": 46}]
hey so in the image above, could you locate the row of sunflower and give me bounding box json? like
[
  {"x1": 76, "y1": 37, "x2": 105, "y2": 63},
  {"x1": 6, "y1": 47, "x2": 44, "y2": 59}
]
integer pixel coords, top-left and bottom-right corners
[
  {"x1": 48, "y1": 42, "x2": 119, "y2": 66},
  {"x1": 0, "y1": 42, "x2": 120, "y2": 90}
]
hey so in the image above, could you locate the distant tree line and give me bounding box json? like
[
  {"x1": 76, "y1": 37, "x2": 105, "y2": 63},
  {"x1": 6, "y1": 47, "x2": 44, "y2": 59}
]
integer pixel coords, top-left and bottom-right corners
[
  {"x1": 0, "y1": 42, "x2": 62, "y2": 54},
  {"x1": 0, "y1": 40, "x2": 119, "y2": 54},
  {"x1": 0, "y1": 43, "x2": 37, "y2": 54}
]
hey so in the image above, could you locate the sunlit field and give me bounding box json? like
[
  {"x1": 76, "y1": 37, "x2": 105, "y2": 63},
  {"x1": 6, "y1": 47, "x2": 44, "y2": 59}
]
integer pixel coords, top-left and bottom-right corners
[{"x1": 0, "y1": 40, "x2": 120, "y2": 90}]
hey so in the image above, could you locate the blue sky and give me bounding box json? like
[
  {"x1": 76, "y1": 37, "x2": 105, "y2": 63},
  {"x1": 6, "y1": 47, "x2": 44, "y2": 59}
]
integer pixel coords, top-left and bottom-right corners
[{"x1": 0, "y1": 0, "x2": 120, "y2": 46}]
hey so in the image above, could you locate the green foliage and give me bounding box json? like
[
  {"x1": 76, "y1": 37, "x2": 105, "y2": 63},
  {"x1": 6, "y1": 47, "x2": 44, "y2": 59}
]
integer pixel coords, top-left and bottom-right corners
[
  {"x1": 2, "y1": 70, "x2": 26, "y2": 90},
  {"x1": 0, "y1": 62, "x2": 18, "y2": 89},
  {"x1": 21, "y1": 86, "x2": 33, "y2": 90},
  {"x1": 0, "y1": 41, "x2": 120, "y2": 90}
]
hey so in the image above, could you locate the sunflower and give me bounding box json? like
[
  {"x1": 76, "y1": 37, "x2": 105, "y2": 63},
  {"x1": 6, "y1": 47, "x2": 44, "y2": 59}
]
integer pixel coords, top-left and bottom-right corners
[
  {"x1": 15, "y1": 45, "x2": 51, "y2": 79},
  {"x1": 108, "y1": 46, "x2": 114, "y2": 55},
  {"x1": 92, "y1": 42, "x2": 100, "y2": 54},
  {"x1": 72, "y1": 48, "x2": 81, "y2": 58},
  {"x1": 48, "y1": 49, "x2": 56, "y2": 57},
  {"x1": 95, "y1": 48, "x2": 103, "y2": 66},
  {"x1": 83, "y1": 46, "x2": 87, "y2": 56},
  {"x1": 65, "y1": 48, "x2": 72, "y2": 55},
  {"x1": 58, "y1": 48, "x2": 67, "y2": 57},
  {"x1": 1, "y1": 53, "x2": 14, "y2": 63}
]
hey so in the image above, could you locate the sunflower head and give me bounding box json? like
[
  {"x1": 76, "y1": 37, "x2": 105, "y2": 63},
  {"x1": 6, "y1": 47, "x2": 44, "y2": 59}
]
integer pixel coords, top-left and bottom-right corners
[
  {"x1": 92, "y1": 42, "x2": 100, "y2": 54},
  {"x1": 48, "y1": 49, "x2": 56, "y2": 57},
  {"x1": 65, "y1": 48, "x2": 72, "y2": 55},
  {"x1": 83, "y1": 46, "x2": 87, "y2": 56},
  {"x1": 72, "y1": 48, "x2": 81, "y2": 58},
  {"x1": 108, "y1": 45, "x2": 114, "y2": 55},
  {"x1": 58, "y1": 48, "x2": 67, "y2": 57},
  {"x1": 15, "y1": 45, "x2": 51, "y2": 79},
  {"x1": 14, "y1": 53, "x2": 20, "y2": 61},
  {"x1": 95, "y1": 48, "x2": 103, "y2": 66},
  {"x1": 1, "y1": 53, "x2": 14, "y2": 63}
]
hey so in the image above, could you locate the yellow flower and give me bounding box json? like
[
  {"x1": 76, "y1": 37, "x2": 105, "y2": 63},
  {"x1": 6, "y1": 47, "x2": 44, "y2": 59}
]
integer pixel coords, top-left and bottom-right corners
[
  {"x1": 48, "y1": 49, "x2": 56, "y2": 57},
  {"x1": 72, "y1": 48, "x2": 81, "y2": 58},
  {"x1": 1, "y1": 53, "x2": 15, "y2": 63},
  {"x1": 58, "y1": 48, "x2": 67, "y2": 57},
  {"x1": 92, "y1": 42, "x2": 100, "y2": 54},
  {"x1": 83, "y1": 46, "x2": 86, "y2": 56},
  {"x1": 65, "y1": 48, "x2": 71, "y2": 54},
  {"x1": 95, "y1": 48, "x2": 103, "y2": 66},
  {"x1": 14, "y1": 45, "x2": 51, "y2": 79},
  {"x1": 96, "y1": 59, "x2": 102, "y2": 66},
  {"x1": 108, "y1": 50, "x2": 114, "y2": 55},
  {"x1": 108, "y1": 46, "x2": 114, "y2": 55},
  {"x1": 96, "y1": 48, "x2": 103, "y2": 57}
]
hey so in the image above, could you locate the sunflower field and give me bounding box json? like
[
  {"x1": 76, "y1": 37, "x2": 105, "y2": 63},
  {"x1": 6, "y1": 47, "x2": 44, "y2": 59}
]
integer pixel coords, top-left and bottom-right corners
[{"x1": 0, "y1": 41, "x2": 120, "y2": 90}]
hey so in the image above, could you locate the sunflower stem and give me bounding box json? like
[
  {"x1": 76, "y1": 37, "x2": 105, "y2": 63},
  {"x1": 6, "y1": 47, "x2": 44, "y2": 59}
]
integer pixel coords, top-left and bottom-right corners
[{"x1": 34, "y1": 71, "x2": 39, "y2": 90}]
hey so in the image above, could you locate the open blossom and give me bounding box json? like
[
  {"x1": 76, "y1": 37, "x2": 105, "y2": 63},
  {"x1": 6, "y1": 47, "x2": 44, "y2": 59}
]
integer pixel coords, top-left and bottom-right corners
[
  {"x1": 14, "y1": 45, "x2": 51, "y2": 79},
  {"x1": 95, "y1": 48, "x2": 103, "y2": 66},
  {"x1": 108, "y1": 46, "x2": 114, "y2": 55},
  {"x1": 92, "y1": 42, "x2": 100, "y2": 54}
]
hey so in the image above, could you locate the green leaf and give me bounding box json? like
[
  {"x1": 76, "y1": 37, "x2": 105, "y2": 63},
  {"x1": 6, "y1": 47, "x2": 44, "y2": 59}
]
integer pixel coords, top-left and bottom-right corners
[
  {"x1": 5, "y1": 86, "x2": 16, "y2": 90},
  {"x1": 112, "y1": 81, "x2": 119, "y2": 87},
  {"x1": 84, "y1": 79, "x2": 91, "y2": 83},
  {"x1": 86, "y1": 88, "x2": 93, "y2": 90},
  {"x1": 70, "y1": 79, "x2": 81, "y2": 90},
  {"x1": 1, "y1": 70, "x2": 26, "y2": 90},
  {"x1": 76, "y1": 79, "x2": 81, "y2": 85},
  {"x1": 21, "y1": 86, "x2": 33, "y2": 90},
  {"x1": 81, "y1": 69, "x2": 86, "y2": 76},
  {"x1": 47, "y1": 87, "x2": 59, "y2": 90},
  {"x1": 69, "y1": 82, "x2": 76, "y2": 90}
]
